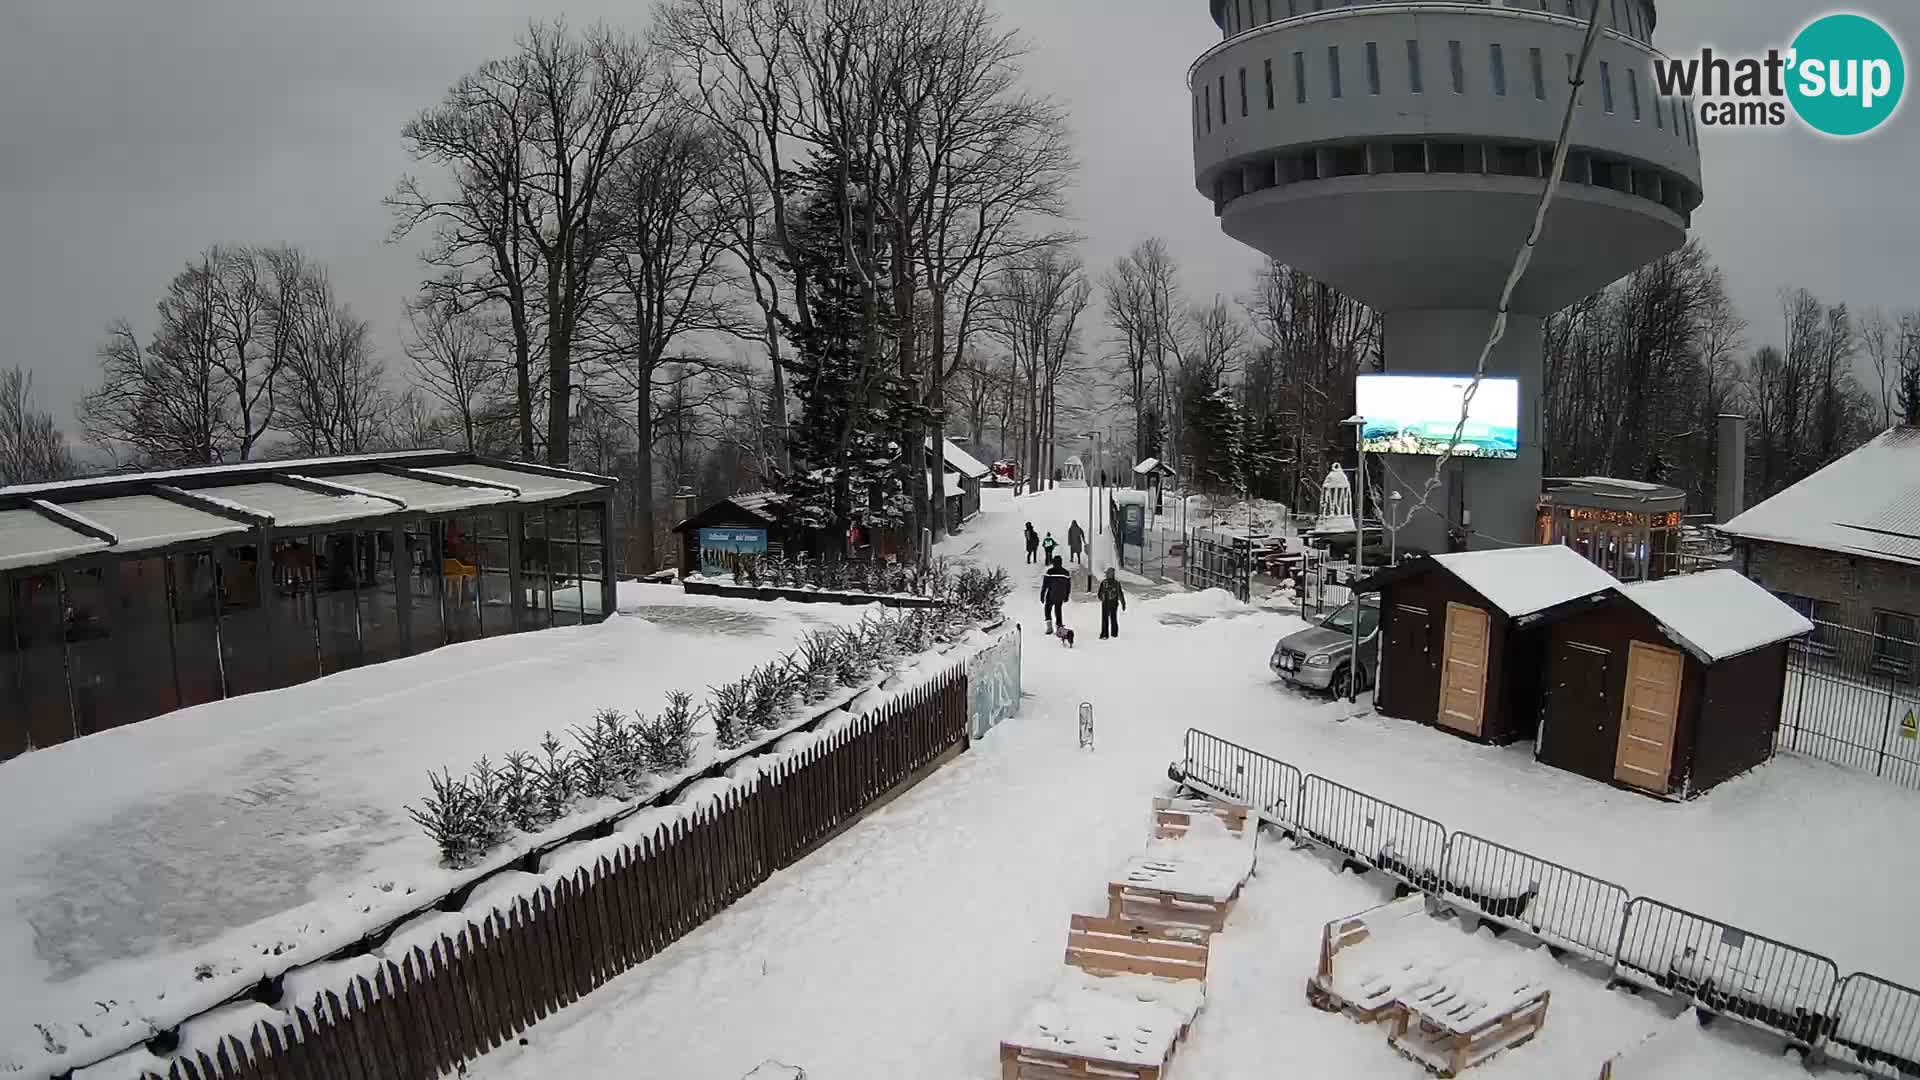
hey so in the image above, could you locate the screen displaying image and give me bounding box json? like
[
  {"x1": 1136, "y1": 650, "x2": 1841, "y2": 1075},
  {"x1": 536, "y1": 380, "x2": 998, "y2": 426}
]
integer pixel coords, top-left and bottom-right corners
[{"x1": 1356, "y1": 374, "x2": 1520, "y2": 459}]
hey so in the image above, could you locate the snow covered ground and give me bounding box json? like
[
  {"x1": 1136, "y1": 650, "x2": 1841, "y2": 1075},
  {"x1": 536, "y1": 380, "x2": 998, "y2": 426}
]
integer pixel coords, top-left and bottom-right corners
[
  {"x1": 454, "y1": 487, "x2": 1920, "y2": 1079},
  {"x1": 0, "y1": 587, "x2": 872, "y2": 1075}
]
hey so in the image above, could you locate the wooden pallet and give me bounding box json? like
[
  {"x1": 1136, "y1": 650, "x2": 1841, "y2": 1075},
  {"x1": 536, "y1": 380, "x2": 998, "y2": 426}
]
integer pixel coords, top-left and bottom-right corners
[
  {"x1": 1152, "y1": 795, "x2": 1251, "y2": 839},
  {"x1": 1306, "y1": 895, "x2": 1451, "y2": 1022},
  {"x1": 1067, "y1": 912, "x2": 1213, "y2": 983},
  {"x1": 998, "y1": 1041, "x2": 1171, "y2": 1080},
  {"x1": 1108, "y1": 880, "x2": 1236, "y2": 933},
  {"x1": 1387, "y1": 985, "x2": 1551, "y2": 1077}
]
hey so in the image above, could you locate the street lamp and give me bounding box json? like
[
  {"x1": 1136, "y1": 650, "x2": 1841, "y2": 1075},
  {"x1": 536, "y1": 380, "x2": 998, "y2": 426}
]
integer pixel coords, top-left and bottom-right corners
[
  {"x1": 1340, "y1": 415, "x2": 1367, "y2": 705},
  {"x1": 1388, "y1": 490, "x2": 1403, "y2": 566},
  {"x1": 1082, "y1": 432, "x2": 1103, "y2": 588}
]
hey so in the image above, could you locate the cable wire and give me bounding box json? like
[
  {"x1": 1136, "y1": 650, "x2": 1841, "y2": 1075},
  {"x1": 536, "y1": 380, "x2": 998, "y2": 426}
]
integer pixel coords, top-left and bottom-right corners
[{"x1": 1389, "y1": 3, "x2": 1610, "y2": 535}]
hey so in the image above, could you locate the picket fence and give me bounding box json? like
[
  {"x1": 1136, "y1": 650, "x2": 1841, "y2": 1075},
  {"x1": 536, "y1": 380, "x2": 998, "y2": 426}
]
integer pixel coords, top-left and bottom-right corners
[
  {"x1": 1173, "y1": 727, "x2": 1920, "y2": 1076},
  {"x1": 108, "y1": 668, "x2": 970, "y2": 1080}
]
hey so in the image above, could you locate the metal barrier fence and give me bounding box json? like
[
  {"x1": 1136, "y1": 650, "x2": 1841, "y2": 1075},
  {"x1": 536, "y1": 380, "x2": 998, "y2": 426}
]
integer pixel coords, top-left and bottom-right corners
[
  {"x1": 1613, "y1": 898, "x2": 1839, "y2": 1046},
  {"x1": 1441, "y1": 832, "x2": 1628, "y2": 965},
  {"x1": 1182, "y1": 529, "x2": 1250, "y2": 602},
  {"x1": 1296, "y1": 774, "x2": 1449, "y2": 892},
  {"x1": 1170, "y1": 727, "x2": 1920, "y2": 1066},
  {"x1": 1780, "y1": 617, "x2": 1920, "y2": 790},
  {"x1": 1828, "y1": 973, "x2": 1920, "y2": 1077},
  {"x1": 1177, "y1": 729, "x2": 1302, "y2": 827}
]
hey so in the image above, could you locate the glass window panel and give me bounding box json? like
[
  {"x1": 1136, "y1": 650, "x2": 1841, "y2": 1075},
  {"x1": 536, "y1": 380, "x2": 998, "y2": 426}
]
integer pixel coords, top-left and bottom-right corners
[
  {"x1": 403, "y1": 524, "x2": 445, "y2": 654},
  {"x1": 214, "y1": 543, "x2": 269, "y2": 699},
  {"x1": 169, "y1": 549, "x2": 227, "y2": 711},
  {"x1": 113, "y1": 557, "x2": 179, "y2": 726},
  {"x1": 548, "y1": 505, "x2": 584, "y2": 628},
  {"x1": 0, "y1": 577, "x2": 24, "y2": 758},
  {"x1": 263, "y1": 538, "x2": 321, "y2": 689},
  {"x1": 474, "y1": 509, "x2": 515, "y2": 638},
  {"x1": 357, "y1": 528, "x2": 405, "y2": 665},
  {"x1": 442, "y1": 516, "x2": 484, "y2": 642},
  {"x1": 62, "y1": 565, "x2": 118, "y2": 737},
  {"x1": 519, "y1": 508, "x2": 554, "y2": 633},
  {"x1": 315, "y1": 531, "x2": 364, "y2": 672},
  {"x1": 13, "y1": 572, "x2": 71, "y2": 749},
  {"x1": 576, "y1": 503, "x2": 608, "y2": 620}
]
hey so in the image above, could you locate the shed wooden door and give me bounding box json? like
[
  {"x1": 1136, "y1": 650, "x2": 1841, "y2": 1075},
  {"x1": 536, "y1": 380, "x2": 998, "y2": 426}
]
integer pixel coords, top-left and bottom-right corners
[
  {"x1": 1541, "y1": 641, "x2": 1614, "y2": 773},
  {"x1": 1614, "y1": 641, "x2": 1684, "y2": 793},
  {"x1": 1438, "y1": 602, "x2": 1491, "y2": 737},
  {"x1": 1385, "y1": 603, "x2": 1436, "y2": 719}
]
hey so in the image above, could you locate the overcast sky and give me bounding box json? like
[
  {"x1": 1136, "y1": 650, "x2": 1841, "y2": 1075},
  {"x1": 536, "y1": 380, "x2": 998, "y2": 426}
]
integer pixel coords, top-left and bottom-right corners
[{"x1": 1, "y1": 0, "x2": 1915, "y2": 431}]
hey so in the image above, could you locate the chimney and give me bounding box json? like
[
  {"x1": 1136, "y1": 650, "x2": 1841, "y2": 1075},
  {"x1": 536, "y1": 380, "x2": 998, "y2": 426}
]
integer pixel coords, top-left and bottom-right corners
[{"x1": 1716, "y1": 414, "x2": 1747, "y2": 523}]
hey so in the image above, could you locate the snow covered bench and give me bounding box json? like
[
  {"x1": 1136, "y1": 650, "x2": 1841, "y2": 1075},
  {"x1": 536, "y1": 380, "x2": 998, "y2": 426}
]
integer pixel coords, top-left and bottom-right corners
[
  {"x1": 1385, "y1": 960, "x2": 1551, "y2": 1077},
  {"x1": 1108, "y1": 812, "x2": 1256, "y2": 931},
  {"x1": 1151, "y1": 795, "x2": 1251, "y2": 840},
  {"x1": 1308, "y1": 894, "x2": 1462, "y2": 1021},
  {"x1": 999, "y1": 991, "x2": 1185, "y2": 1080}
]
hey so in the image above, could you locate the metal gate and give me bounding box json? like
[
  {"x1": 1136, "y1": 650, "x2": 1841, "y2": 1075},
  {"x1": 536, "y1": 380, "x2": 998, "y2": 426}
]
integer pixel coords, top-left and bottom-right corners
[{"x1": 1182, "y1": 528, "x2": 1249, "y2": 602}]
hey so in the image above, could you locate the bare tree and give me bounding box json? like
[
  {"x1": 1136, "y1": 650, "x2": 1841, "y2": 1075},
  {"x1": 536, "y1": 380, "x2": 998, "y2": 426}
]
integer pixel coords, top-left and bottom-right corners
[
  {"x1": 405, "y1": 291, "x2": 505, "y2": 452},
  {"x1": 79, "y1": 260, "x2": 225, "y2": 466},
  {"x1": 987, "y1": 247, "x2": 1089, "y2": 488},
  {"x1": 0, "y1": 368, "x2": 72, "y2": 484},
  {"x1": 275, "y1": 270, "x2": 388, "y2": 456},
  {"x1": 1862, "y1": 308, "x2": 1898, "y2": 430},
  {"x1": 1104, "y1": 238, "x2": 1182, "y2": 463},
  {"x1": 393, "y1": 52, "x2": 544, "y2": 457},
  {"x1": 583, "y1": 110, "x2": 744, "y2": 570}
]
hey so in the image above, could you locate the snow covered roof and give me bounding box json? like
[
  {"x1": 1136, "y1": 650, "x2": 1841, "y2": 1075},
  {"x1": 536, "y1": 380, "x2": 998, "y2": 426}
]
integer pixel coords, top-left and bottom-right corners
[
  {"x1": 195, "y1": 482, "x2": 398, "y2": 529},
  {"x1": 61, "y1": 495, "x2": 249, "y2": 552},
  {"x1": 926, "y1": 469, "x2": 965, "y2": 497},
  {"x1": 1622, "y1": 569, "x2": 1813, "y2": 662},
  {"x1": 1430, "y1": 544, "x2": 1621, "y2": 618},
  {"x1": 0, "y1": 450, "x2": 449, "y2": 499},
  {"x1": 1133, "y1": 457, "x2": 1173, "y2": 476},
  {"x1": 930, "y1": 438, "x2": 990, "y2": 480},
  {"x1": 1721, "y1": 426, "x2": 1920, "y2": 566},
  {"x1": 415, "y1": 462, "x2": 605, "y2": 502},
  {"x1": 0, "y1": 508, "x2": 109, "y2": 570},
  {"x1": 326, "y1": 472, "x2": 515, "y2": 515}
]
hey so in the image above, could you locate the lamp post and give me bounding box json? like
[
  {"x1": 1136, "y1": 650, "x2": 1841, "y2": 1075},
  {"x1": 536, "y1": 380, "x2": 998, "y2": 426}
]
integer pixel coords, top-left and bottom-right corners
[
  {"x1": 1083, "y1": 432, "x2": 1100, "y2": 589},
  {"x1": 1340, "y1": 415, "x2": 1366, "y2": 705},
  {"x1": 1388, "y1": 490, "x2": 1403, "y2": 566}
]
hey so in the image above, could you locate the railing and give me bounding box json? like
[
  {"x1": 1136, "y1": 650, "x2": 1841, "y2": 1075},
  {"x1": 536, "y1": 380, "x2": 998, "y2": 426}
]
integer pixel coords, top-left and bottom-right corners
[
  {"x1": 1441, "y1": 832, "x2": 1628, "y2": 964},
  {"x1": 1780, "y1": 616, "x2": 1920, "y2": 790},
  {"x1": 1169, "y1": 727, "x2": 1920, "y2": 1062},
  {"x1": 104, "y1": 669, "x2": 972, "y2": 1079},
  {"x1": 1296, "y1": 774, "x2": 1448, "y2": 892},
  {"x1": 1613, "y1": 899, "x2": 1839, "y2": 1045}
]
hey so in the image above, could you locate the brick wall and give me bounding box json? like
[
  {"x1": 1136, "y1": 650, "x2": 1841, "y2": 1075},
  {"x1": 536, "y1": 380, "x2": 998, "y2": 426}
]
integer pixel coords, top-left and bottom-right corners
[{"x1": 1742, "y1": 540, "x2": 1920, "y2": 631}]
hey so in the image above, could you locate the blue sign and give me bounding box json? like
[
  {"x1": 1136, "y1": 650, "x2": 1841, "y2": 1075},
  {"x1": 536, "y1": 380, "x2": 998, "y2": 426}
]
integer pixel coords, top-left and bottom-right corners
[
  {"x1": 698, "y1": 527, "x2": 768, "y2": 577},
  {"x1": 968, "y1": 625, "x2": 1022, "y2": 740}
]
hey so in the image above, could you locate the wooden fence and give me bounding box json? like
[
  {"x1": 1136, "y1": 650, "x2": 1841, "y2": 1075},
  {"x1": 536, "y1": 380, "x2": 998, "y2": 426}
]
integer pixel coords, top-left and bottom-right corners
[{"x1": 120, "y1": 667, "x2": 970, "y2": 1080}]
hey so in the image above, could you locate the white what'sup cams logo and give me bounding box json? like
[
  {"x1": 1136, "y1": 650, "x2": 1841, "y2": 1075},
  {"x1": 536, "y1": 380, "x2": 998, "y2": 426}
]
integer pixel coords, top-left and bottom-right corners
[{"x1": 1651, "y1": 12, "x2": 1906, "y2": 138}]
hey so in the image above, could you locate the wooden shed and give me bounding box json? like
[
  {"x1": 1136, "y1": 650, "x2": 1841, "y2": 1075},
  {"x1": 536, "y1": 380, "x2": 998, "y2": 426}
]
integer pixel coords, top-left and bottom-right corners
[
  {"x1": 1537, "y1": 569, "x2": 1813, "y2": 799},
  {"x1": 1358, "y1": 546, "x2": 1619, "y2": 745},
  {"x1": 672, "y1": 491, "x2": 788, "y2": 579}
]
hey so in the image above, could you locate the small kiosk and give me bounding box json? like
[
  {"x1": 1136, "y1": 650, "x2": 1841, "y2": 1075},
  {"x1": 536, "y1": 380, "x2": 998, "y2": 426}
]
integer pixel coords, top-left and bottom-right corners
[
  {"x1": 1358, "y1": 546, "x2": 1618, "y2": 745},
  {"x1": 1132, "y1": 458, "x2": 1175, "y2": 515},
  {"x1": 1537, "y1": 569, "x2": 1812, "y2": 799},
  {"x1": 1536, "y1": 477, "x2": 1687, "y2": 582}
]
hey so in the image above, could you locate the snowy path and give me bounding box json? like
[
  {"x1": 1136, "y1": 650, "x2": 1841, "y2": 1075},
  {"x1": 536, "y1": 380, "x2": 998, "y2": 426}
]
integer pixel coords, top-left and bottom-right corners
[{"x1": 461, "y1": 487, "x2": 1904, "y2": 1078}]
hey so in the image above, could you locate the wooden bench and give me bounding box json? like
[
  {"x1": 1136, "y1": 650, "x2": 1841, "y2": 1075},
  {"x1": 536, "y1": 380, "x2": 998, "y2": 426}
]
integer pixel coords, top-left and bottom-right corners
[
  {"x1": 1109, "y1": 815, "x2": 1257, "y2": 931},
  {"x1": 1307, "y1": 894, "x2": 1466, "y2": 1022},
  {"x1": 999, "y1": 994, "x2": 1183, "y2": 1080},
  {"x1": 1151, "y1": 795, "x2": 1251, "y2": 840},
  {"x1": 1386, "y1": 970, "x2": 1550, "y2": 1077}
]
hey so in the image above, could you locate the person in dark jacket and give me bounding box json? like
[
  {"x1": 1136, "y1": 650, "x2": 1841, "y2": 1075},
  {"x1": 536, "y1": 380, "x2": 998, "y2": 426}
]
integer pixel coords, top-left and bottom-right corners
[
  {"x1": 1067, "y1": 520, "x2": 1085, "y2": 565},
  {"x1": 1024, "y1": 522, "x2": 1039, "y2": 564},
  {"x1": 1097, "y1": 567, "x2": 1127, "y2": 639},
  {"x1": 1041, "y1": 555, "x2": 1072, "y2": 632},
  {"x1": 1042, "y1": 531, "x2": 1057, "y2": 563}
]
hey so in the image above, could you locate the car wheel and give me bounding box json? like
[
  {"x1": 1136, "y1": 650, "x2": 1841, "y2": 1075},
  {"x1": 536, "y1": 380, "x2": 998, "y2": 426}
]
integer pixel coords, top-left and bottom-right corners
[{"x1": 1330, "y1": 666, "x2": 1352, "y2": 698}]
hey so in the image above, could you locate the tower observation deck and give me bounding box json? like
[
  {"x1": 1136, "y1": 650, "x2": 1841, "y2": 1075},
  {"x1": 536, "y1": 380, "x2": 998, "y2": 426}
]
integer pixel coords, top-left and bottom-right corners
[{"x1": 1191, "y1": 0, "x2": 1702, "y2": 552}]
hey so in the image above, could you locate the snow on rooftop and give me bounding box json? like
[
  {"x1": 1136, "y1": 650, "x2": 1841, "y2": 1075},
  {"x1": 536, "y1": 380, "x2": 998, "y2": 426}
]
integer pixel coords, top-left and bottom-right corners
[
  {"x1": 0, "y1": 508, "x2": 109, "y2": 571},
  {"x1": 1623, "y1": 569, "x2": 1813, "y2": 662},
  {"x1": 425, "y1": 462, "x2": 605, "y2": 502},
  {"x1": 324, "y1": 472, "x2": 513, "y2": 515},
  {"x1": 1722, "y1": 426, "x2": 1920, "y2": 566},
  {"x1": 62, "y1": 495, "x2": 249, "y2": 552},
  {"x1": 0, "y1": 451, "x2": 449, "y2": 499},
  {"x1": 931, "y1": 437, "x2": 990, "y2": 480},
  {"x1": 195, "y1": 482, "x2": 395, "y2": 529},
  {"x1": 1431, "y1": 543, "x2": 1620, "y2": 617}
]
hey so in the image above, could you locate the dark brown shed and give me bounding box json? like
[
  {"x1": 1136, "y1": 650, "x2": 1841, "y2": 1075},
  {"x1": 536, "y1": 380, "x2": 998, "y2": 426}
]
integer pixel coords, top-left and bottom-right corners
[
  {"x1": 1357, "y1": 546, "x2": 1620, "y2": 745},
  {"x1": 1537, "y1": 569, "x2": 1813, "y2": 799}
]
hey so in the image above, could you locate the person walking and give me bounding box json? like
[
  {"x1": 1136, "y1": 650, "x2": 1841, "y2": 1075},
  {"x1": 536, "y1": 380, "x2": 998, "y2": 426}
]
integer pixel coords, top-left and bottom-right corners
[
  {"x1": 1024, "y1": 522, "x2": 1039, "y2": 564},
  {"x1": 1041, "y1": 555, "x2": 1072, "y2": 632},
  {"x1": 1042, "y1": 531, "x2": 1057, "y2": 564},
  {"x1": 1097, "y1": 567, "x2": 1127, "y2": 639},
  {"x1": 1067, "y1": 520, "x2": 1085, "y2": 566}
]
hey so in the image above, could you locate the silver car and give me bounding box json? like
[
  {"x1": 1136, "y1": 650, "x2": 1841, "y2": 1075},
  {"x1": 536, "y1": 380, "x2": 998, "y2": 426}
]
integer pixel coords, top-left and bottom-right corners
[{"x1": 1270, "y1": 598, "x2": 1380, "y2": 697}]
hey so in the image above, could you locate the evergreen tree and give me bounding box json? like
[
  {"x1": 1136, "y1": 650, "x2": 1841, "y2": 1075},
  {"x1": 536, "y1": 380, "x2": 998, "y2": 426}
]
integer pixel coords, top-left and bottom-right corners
[
  {"x1": 1898, "y1": 362, "x2": 1920, "y2": 427},
  {"x1": 1183, "y1": 373, "x2": 1245, "y2": 496},
  {"x1": 771, "y1": 150, "x2": 916, "y2": 544}
]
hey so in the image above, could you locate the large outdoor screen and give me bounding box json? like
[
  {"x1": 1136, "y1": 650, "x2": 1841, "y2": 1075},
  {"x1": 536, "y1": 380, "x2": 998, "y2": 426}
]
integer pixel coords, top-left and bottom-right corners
[{"x1": 1357, "y1": 374, "x2": 1520, "y2": 459}]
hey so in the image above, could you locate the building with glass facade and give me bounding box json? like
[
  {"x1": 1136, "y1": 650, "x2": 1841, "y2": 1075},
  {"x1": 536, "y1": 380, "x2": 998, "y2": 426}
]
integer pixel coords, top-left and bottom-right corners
[{"x1": 0, "y1": 452, "x2": 616, "y2": 757}]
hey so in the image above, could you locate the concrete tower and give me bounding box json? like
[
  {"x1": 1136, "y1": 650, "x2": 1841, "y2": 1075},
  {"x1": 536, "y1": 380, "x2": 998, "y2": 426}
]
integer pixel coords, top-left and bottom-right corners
[{"x1": 1191, "y1": 0, "x2": 1703, "y2": 552}]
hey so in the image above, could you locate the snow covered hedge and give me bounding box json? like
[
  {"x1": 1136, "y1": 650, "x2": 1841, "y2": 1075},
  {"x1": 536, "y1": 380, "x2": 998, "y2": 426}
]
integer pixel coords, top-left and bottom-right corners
[
  {"x1": 724, "y1": 553, "x2": 959, "y2": 597},
  {"x1": 407, "y1": 565, "x2": 1010, "y2": 868}
]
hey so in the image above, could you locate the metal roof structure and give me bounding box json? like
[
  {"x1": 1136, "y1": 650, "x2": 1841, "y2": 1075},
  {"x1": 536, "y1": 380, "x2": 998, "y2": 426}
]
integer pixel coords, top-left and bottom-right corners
[
  {"x1": 1720, "y1": 426, "x2": 1920, "y2": 567},
  {"x1": 0, "y1": 452, "x2": 615, "y2": 574}
]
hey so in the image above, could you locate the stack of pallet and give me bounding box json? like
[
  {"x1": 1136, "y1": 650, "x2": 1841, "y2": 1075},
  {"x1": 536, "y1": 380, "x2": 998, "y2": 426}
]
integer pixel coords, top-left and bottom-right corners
[
  {"x1": 1307, "y1": 894, "x2": 1551, "y2": 1077},
  {"x1": 998, "y1": 796, "x2": 1257, "y2": 1080}
]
